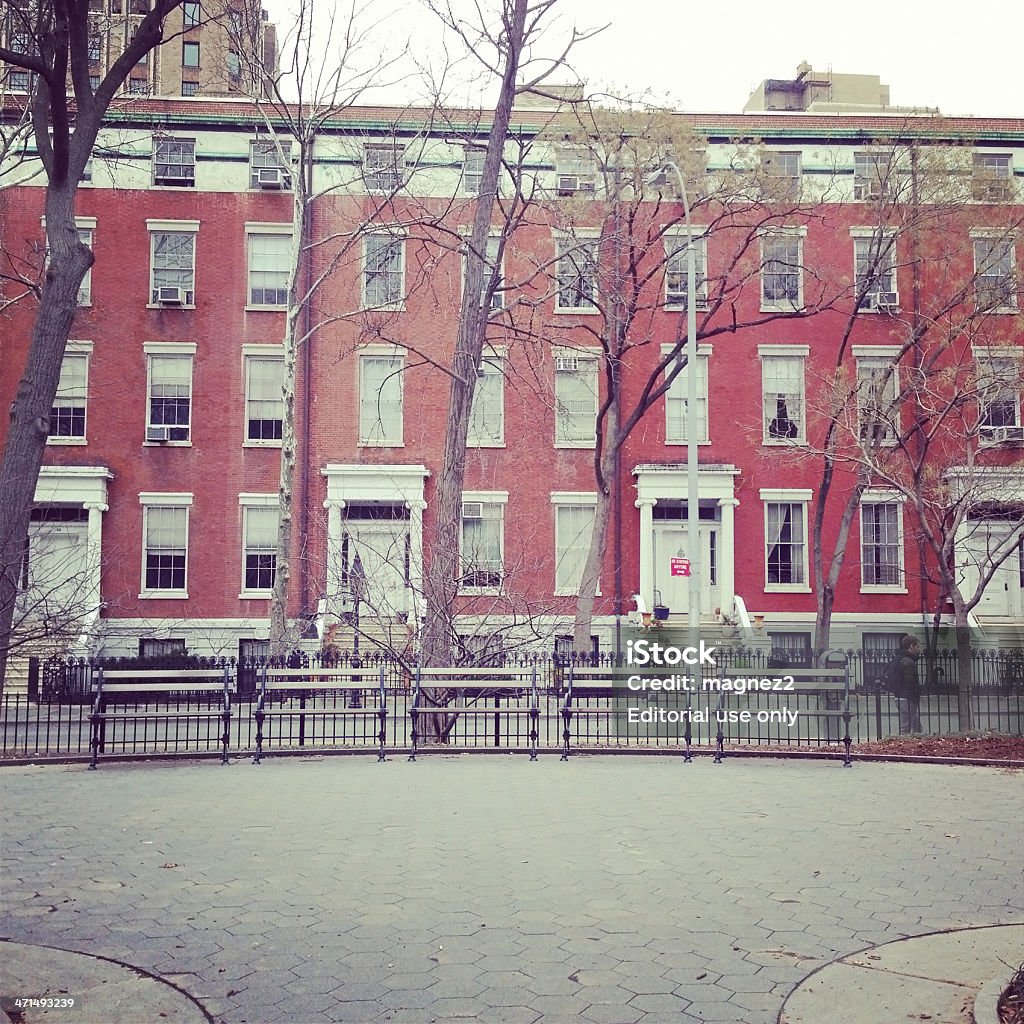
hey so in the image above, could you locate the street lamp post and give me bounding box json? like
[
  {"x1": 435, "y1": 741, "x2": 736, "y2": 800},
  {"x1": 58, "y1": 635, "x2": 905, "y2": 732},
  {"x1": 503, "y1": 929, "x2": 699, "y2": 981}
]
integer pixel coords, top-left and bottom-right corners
[{"x1": 651, "y1": 162, "x2": 702, "y2": 734}]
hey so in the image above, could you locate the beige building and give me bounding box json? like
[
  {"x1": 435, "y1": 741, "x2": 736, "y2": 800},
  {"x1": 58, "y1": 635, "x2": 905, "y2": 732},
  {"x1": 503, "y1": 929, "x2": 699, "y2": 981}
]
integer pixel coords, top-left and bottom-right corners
[{"x1": 2, "y1": 0, "x2": 277, "y2": 98}]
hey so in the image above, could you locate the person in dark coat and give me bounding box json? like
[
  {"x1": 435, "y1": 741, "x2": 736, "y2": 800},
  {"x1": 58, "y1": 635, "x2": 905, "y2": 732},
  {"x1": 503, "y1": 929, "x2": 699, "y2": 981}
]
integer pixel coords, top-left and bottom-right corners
[{"x1": 896, "y1": 634, "x2": 922, "y2": 733}]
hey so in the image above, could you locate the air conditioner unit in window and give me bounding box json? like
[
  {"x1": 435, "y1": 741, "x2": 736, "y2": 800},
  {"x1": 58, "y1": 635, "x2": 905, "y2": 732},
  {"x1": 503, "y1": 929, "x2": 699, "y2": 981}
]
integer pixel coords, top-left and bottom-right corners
[
  {"x1": 462, "y1": 501, "x2": 484, "y2": 519},
  {"x1": 146, "y1": 425, "x2": 170, "y2": 442},
  {"x1": 257, "y1": 166, "x2": 285, "y2": 188},
  {"x1": 981, "y1": 425, "x2": 1024, "y2": 445},
  {"x1": 854, "y1": 182, "x2": 879, "y2": 201},
  {"x1": 557, "y1": 174, "x2": 579, "y2": 194},
  {"x1": 555, "y1": 355, "x2": 579, "y2": 373},
  {"x1": 876, "y1": 291, "x2": 900, "y2": 310},
  {"x1": 156, "y1": 286, "x2": 185, "y2": 305},
  {"x1": 155, "y1": 173, "x2": 194, "y2": 187}
]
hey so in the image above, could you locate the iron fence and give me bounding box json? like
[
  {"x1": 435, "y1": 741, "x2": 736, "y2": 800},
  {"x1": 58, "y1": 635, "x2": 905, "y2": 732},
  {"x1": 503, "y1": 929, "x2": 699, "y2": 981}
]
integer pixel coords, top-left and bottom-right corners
[{"x1": 1, "y1": 648, "x2": 1020, "y2": 761}]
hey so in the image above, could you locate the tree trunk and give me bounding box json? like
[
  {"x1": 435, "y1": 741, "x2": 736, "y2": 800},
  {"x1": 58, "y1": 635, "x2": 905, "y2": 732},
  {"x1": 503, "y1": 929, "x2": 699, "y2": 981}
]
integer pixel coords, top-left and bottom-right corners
[
  {"x1": 954, "y1": 615, "x2": 974, "y2": 733},
  {"x1": 0, "y1": 185, "x2": 92, "y2": 692},
  {"x1": 419, "y1": 0, "x2": 528, "y2": 670},
  {"x1": 572, "y1": 484, "x2": 612, "y2": 654}
]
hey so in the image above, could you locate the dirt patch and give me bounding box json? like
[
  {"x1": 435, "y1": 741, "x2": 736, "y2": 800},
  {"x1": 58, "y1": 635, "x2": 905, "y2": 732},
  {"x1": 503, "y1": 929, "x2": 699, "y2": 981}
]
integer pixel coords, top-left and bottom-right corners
[{"x1": 849, "y1": 734, "x2": 1024, "y2": 761}]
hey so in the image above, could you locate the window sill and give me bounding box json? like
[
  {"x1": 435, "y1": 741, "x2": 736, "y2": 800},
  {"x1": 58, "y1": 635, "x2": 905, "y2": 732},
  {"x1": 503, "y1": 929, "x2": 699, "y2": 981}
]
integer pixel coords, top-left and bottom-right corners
[
  {"x1": 239, "y1": 591, "x2": 272, "y2": 600},
  {"x1": 977, "y1": 305, "x2": 1019, "y2": 315},
  {"x1": 77, "y1": 301, "x2": 92, "y2": 309},
  {"x1": 47, "y1": 437, "x2": 88, "y2": 446},
  {"x1": 664, "y1": 303, "x2": 709, "y2": 313},
  {"x1": 764, "y1": 585, "x2": 812, "y2": 594},
  {"x1": 467, "y1": 441, "x2": 506, "y2": 448},
  {"x1": 151, "y1": 183, "x2": 197, "y2": 190},
  {"x1": 760, "y1": 302, "x2": 804, "y2": 314},
  {"x1": 358, "y1": 440, "x2": 405, "y2": 448},
  {"x1": 360, "y1": 303, "x2": 407, "y2": 313},
  {"x1": 665, "y1": 438, "x2": 711, "y2": 446},
  {"x1": 554, "y1": 441, "x2": 597, "y2": 449},
  {"x1": 245, "y1": 305, "x2": 288, "y2": 313},
  {"x1": 243, "y1": 440, "x2": 284, "y2": 449},
  {"x1": 762, "y1": 437, "x2": 807, "y2": 447},
  {"x1": 856, "y1": 307, "x2": 900, "y2": 315},
  {"x1": 139, "y1": 591, "x2": 189, "y2": 600},
  {"x1": 143, "y1": 440, "x2": 192, "y2": 447},
  {"x1": 555, "y1": 589, "x2": 602, "y2": 598},
  {"x1": 459, "y1": 587, "x2": 502, "y2": 596},
  {"x1": 146, "y1": 303, "x2": 196, "y2": 311},
  {"x1": 552, "y1": 306, "x2": 600, "y2": 315},
  {"x1": 860, "y1": 586, "x2": 908, "y2": 594}
]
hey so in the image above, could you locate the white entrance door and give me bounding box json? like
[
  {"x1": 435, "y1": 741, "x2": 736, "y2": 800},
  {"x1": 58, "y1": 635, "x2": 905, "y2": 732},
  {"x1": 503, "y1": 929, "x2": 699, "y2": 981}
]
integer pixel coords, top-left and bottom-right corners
[
  {"x1": 348, "y1": 522, "x2": 409, "y2": 620},
  {"x1": 652, "y1": 526, "x2": 717, "y2": 616},
  {"x1": 25, "y1": 522, "x2": 91, "y2": 620},
  {"x1": 968, "y1": 526, "x2": 1023, "y2": 617}
]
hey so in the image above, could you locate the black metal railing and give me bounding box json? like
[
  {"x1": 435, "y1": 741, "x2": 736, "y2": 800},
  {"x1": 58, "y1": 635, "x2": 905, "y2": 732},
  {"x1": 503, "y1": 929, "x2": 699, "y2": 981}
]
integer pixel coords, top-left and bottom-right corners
[{"x1": 1, "y1": 648, "x2": 1020, "y2": 761}]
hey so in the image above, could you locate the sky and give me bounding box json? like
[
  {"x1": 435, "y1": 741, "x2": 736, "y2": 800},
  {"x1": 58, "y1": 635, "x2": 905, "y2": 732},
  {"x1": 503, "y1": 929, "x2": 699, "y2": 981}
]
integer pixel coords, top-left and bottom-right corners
[{"x1": 263, "y1": 0, "x2": 1024, "y2": 118}]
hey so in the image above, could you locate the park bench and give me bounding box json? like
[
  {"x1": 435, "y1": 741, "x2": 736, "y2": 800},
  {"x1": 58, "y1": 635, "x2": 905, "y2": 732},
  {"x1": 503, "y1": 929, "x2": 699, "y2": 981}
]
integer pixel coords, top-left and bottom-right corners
[
  {"x1": 89, "y1": 667, "x2": 232, "y2": 769},
  {"x1": 408, "y1": 666, "x2": 540, "y2": 761},
  {"x1": 710, "y1": 662, "x2": 852, "y2": 766},
  {"x1": 559, "y1": 665, "x2": 621, "y2": 760},
  {"x1": 252, "y1": 666, "x2": 388, "y2": 763}
]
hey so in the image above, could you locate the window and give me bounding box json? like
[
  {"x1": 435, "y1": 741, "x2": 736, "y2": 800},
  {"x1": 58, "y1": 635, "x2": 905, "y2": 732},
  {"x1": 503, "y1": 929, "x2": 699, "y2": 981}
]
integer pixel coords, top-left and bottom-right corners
[
  {"x1": 760, "y1": 231, "x2": 803, "y2": 310},
  {"x1": 87, "y1": 30, "x2": 101, "y2": 62},
  {"x1": 139, "y1": 638, "x2": 186, "y2": 657},
  {"x1": 664, "y1": 232, "x2": 707, "y2": 310},
  {"x1": 127, "y1": 78, "x2": 149, "y2": 95},
  {"x1": 467, "y1": 356, "x2": 504, "y2": 446},
  {"x1": 973, "y1": 236, "x2": 1017, "y2": 312},
  {"x1": 244, "y1": 353, "x2": 284, "y2": 443},
  {"x1": 49, "y1": 348, "x2": 89, "y2": 442},
  {"x1": 664, "y1": 350, "x2": 709, "y2": 443},
  {"x1": 149, "y1": 222, "x2": 197, "y2": 303},
  {"x1": 241, "y1": 501, "x2": 278, "y2": 593},
  {"x1": 88, "y1": 74, "x2": 99, "y2": 92},
  {"x1": 140, "y1": 498, "x2": 191, "y2": 595},
  {"x1": 856, "y1": 355, "x2": 898, "y2": 445},
  {"x1": 182, "y1": 0, "x2": 200, "y2": 27},
  {"x1": 147, "y1": 351, "x2": 193, "y2": 442},
  {"x1": 359, "y1": 353, "x2": 403, "y2": 445},
  {"x1": 463, "y1": 146, "x2": 485, "y2": 194},
  {"x1": 153, "y1": 138, "x2": 195, "y2": 186},
  {"x1": 854, "y1": 151, "x2": 890, "y2": 201},
  {"x1": 554, "y1": 500, "x2": 596, "y2": 595},
  {"x1": 460, "y1": 495, "x2": 506, "y2": 590},
  {"x1": 77, "y1": 227, "x2": 93, "y2": 304},
  {"x1": 364, "y1": 143, "x2": 402, "y2": 192},
  {"x1": 554, "y1": 353, "x2": 598, "y2": 447},
  {"x1": 853, "y1": 232, "x2": 898, "y2": 310},
  {"x1": 767, "y1": 632, "x2": 812, "y2": 668},
  {"x1": 8, "y1": 70, "x2": 31, "y2": 91},
  {"x1": 463, "y1": 235, "x2": 503, "y2": 311},
  {"x1": 760, "y1": 349, "x2": 806, "y2": 443},
  {"x1": 861, "y1": 500, "x2": 903, "y2": 588},
  {"x1": 249, "y1": 139, "x2": 291, "y2": 188},
  {"x1": 247, "y1": 230, "x2": 291, "y2": 307},
  {"x1": 182, "y1": 41, "x2": 200, "y2": 67},
  {"x1": 976, "y1": 353, "x2": 1022, "y2": 442},
  {"x1": 227, "y1": 51, "x2": 240, "y2": 83},
  {"x1": 362, "y1": 233, "x2": 404, "y2": 308},
  {"x1": 764, "y1": 150, "x2": 801, "y2": 199},
  {"x1": 181, "y1": 80, "x2": 199, "y2": 97},
  {"x1": 555, "y1": 238, "x2": 598, "y2": 312},
  {"x1": 763, "y1": 495, "x2": 809, "y2": 589},
  {"x1": 973, "y1": 153, "x2": 1013, "y2": 202},
  {"x1": 555, "y1": 148, "x2": 596, "y2": 194}
]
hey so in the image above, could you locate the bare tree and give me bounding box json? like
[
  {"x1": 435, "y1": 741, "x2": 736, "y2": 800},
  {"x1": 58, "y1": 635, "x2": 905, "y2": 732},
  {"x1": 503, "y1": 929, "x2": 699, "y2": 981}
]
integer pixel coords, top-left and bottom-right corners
[{"x1": 0, "y1": 0, "x2": 195, "y2": 691}]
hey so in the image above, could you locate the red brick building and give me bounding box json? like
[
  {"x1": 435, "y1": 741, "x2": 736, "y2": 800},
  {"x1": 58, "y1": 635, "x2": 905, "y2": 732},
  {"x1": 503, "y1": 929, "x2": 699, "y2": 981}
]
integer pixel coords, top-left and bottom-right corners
[{"x1": 2, "y1": 97, "x2": 1022, "y2": 665}]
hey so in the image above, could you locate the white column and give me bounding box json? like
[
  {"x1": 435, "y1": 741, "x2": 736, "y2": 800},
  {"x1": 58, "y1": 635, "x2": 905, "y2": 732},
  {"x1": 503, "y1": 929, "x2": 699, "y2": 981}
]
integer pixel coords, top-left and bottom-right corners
[
  {"x1": 407, "y1": 499, "x2": 427, "y2": 624},
  {"x1": 636, "y1": 498, "x2": 657, "y2": 610},
  {"x1": 83, "y1": 501, "x2": 107, "y2": 624},
  {"x1": 718, "y1": 498, "x2": 739, "y2": 619},
  {"x1": 323, "y1": 499, "x2": 344, "y2": 618}
]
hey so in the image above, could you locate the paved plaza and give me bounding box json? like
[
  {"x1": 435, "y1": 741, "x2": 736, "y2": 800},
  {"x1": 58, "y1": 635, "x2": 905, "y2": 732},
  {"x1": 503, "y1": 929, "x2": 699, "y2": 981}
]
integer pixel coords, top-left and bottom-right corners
[{"x1": 1, "y1": 755, "x2": 1022, "y2": 1024}]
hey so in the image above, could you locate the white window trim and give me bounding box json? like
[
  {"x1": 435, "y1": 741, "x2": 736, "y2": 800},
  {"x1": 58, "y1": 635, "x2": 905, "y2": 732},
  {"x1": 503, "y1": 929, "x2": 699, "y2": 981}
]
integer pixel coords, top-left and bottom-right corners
[
  {"x1": 855, "y1": 353, "x2": 901, "y2": 448},
  {"x1": 361, "y1": 231, "x2": 406, "y2": 311},
  {"x1": 358, "y1": 349, "x2": 405, "y2": 447},
  {"x1": 758, "y1": 345, "x2": 809, "y2": 446},
  {"x1": 242, "y1": 346, "x2": 285, "y2": 448},
  {"x1": 973, "y1": 347, "x2": 1023, "y2": 442},
  {"x1": 760, "y1": 491, "x2": 812, "y2": 594},
  {"x1": 459, "y1": 490, "x2": 508, "y2": 595},
  {"x1": 553, "y1": 233, "x2": 600, "y2": 315},
  {"x1": 239, "y1": 493, "x2": 278, "y2": 598},
  {"x1": 759, "y1": 226, "x2": 806, "y2": 313},
  {"x1": 152, "y1": 137, "x2": 197, "y2": 189},
  {"x1": 663, "y1": 227, "x2": 709, "y2": 311},
  {"x1": 147, "y1": 221, "x2": 199, "y2": 309},
  {"x1": 970, "y1": 231, "x2": 1019, "y2": 313},
  {"x1": 851, "y1": 228, "x2": 899, "y2": 313},
  {"x1": 550, "y1": 493, "x2": 599, "y2": 597},
  {"x1": 138, "y1": 493, "x2": 193, "y2": 599},
  {"x1": 466, "y1": 353, "x2": 505, "y2": 448},
  {"x1": 859, "y1": 496, "x2": 907, "y2": 594},
  {"x1": 553, "y1": 347, "x2": 599, "y2": 449},
  {"x1": 47, "y1": 340, "x2": 93, "y2": 447},
  {"x1": 144, "y1": 344, "x2": 195, "y2": 447},
  {"x1": 41, "y1": 217, "x2": 96, "y2": 306},
  {"x1": 245, "y1": 224, "x2": 292, "y2": 312},
  {"x1": 660, "y1": 342, "x2": 713, "y2": 446}
]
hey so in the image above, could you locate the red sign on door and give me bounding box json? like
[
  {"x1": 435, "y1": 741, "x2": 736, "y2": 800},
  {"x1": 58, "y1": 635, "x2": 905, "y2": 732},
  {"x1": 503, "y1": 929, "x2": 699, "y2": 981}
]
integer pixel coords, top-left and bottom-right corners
[{"x1": 670, "y1": 556, "x2": 691, "y2": 577}]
